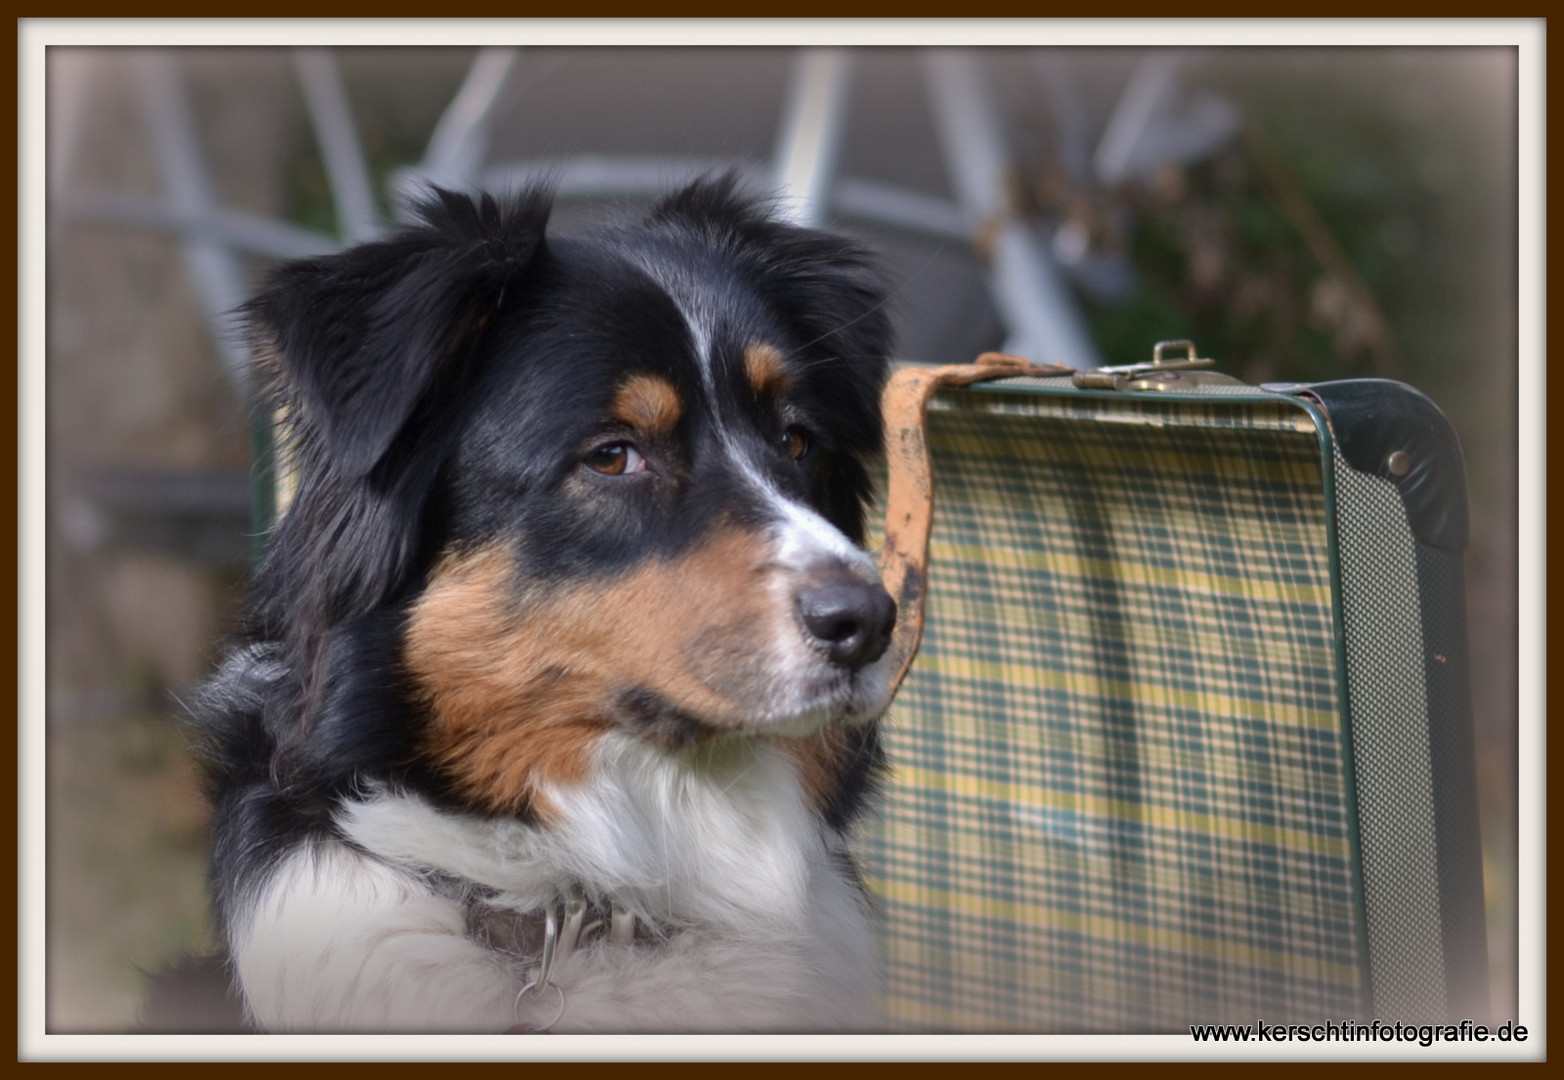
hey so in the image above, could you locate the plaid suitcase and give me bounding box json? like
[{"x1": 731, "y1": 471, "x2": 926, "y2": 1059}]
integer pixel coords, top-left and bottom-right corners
[{"x1": 860, "y1": 345, "x2": 1487, "y2": 1033}]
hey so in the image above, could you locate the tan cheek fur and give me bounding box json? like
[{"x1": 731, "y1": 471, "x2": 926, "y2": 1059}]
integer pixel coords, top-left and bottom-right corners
[{"x1": 406, "y1": 531, "x2": 791, "y2": 817}]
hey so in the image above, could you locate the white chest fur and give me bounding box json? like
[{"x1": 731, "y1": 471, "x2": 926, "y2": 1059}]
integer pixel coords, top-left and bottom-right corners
[{"x1": 229, "y1": 733, "x2": 878, "y2": 1033}]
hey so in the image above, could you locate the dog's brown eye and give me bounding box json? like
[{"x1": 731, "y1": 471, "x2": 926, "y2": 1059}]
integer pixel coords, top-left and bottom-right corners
[
  {"x1": 586, "y1": 442, "x2": 645, "y2": 476},
  {"x1": 782, "y1": 426, "x2": 810, "y2": 462}
]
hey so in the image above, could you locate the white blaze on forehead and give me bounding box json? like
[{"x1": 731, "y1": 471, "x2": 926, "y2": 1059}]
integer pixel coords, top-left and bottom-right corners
[
  {"x1": 626, "y1": 246, "x2": 876, "y2": 579},
  {"x1": 621, "y1": 247, "x2": 722, "y2": 395}
]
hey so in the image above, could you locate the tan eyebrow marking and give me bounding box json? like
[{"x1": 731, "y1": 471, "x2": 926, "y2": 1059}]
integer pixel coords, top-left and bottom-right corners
[
  {"x1": 610, "y1": 374, "x2": 683, "y2": 434},
  {"x1": 744, "y1": 343, "x2": 793, "y2": 399}
]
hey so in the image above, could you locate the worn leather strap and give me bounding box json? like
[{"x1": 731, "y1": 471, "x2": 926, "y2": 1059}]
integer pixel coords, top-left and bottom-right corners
[{"x1": 878, "y1": 352, "x2": 1073, "y2": 697}]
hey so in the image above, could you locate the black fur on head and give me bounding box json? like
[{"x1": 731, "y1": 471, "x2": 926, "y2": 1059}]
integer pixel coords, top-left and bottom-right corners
[
  {"x1": 244, "y1": 188, "x2": 551, "y2": 655},
  {"x1": 642, "y1": 180, "x2": 891, "y2": 538},
  {"x1": 227, "y1": 176, "x2": 894, "y2": 794}
]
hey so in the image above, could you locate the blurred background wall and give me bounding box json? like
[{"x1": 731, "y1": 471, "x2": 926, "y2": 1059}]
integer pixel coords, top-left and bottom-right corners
[{"x1": 41, "y1": 43, "x2": 1521, "y2": 1032}]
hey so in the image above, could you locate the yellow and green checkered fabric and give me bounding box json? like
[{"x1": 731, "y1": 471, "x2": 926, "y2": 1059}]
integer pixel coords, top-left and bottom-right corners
[{"x1": 858, "y1": 379, "x2": 1366, "y2": 1033}]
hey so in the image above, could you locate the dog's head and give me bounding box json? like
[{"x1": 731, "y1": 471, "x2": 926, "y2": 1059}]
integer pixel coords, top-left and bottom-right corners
[{"x1": 245, "y1": 177, "x2": 896, "y2": 817}]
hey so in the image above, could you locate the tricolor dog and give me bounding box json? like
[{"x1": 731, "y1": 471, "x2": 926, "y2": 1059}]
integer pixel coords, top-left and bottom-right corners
[{"x1": 189, "y1": 177, "x2": 897, "y2": 1033}]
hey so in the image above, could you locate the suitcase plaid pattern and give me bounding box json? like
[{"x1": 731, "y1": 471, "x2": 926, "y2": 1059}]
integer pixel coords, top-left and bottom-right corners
[{"x1": 858, "y1": 378, "x2": 1368, "y2": 1032}]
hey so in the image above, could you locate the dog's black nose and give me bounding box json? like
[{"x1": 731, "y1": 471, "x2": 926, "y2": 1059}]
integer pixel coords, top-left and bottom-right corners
[{"x1": 798, "y1": 578, "x2": 897, "y2": 671}]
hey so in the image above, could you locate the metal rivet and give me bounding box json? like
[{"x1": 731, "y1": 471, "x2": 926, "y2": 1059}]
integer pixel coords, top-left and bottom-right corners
[{"x1": 1387, "y1": 450, "x2": 1412, "y2": 478}]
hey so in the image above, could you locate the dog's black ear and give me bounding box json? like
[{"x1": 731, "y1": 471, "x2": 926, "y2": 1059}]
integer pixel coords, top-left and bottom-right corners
[{"x1": 247, "y1": 186, "x2": 553, "y2": 479}]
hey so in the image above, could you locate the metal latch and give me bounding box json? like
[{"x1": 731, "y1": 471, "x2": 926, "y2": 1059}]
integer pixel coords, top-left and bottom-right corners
[{"x1": 1072, "y1": 340, "x2": 1242, "y2": 392}]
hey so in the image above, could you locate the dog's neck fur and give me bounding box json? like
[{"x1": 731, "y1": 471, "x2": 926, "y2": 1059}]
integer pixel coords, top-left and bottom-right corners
[
  {"x1": 227, "y1": 730, "x2": 875, "y2": 1033},
  {"x1": 335, "y1": 730, "x2": 844, "y2": 935}
]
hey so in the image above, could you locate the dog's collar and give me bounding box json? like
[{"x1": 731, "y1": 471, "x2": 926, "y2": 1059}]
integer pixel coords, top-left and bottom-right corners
[{"x1": 466, "y1": 886, "x2": 648, "y2": 1033}]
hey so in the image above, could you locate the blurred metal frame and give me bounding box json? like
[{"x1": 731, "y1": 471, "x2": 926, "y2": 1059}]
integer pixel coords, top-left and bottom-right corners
[
  {"x1": 390, "y1": 47, "x2": 1103, "y2": 369},
  {"x1": 56, "y1": 46, "x2": 1251, "y2": 391},
  {"x1": 53, "y1": 45, "x2": 1246, "y2": 552},
  {"x1": 60, "y1": 46, "x2": 1251, "y2": 399}
]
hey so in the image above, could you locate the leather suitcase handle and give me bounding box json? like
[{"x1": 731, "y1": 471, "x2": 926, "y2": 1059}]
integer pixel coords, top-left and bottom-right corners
[{"x1": 878, "y1": 352, "x2": 1072, "y2": 697}]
